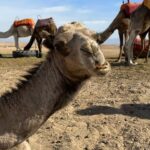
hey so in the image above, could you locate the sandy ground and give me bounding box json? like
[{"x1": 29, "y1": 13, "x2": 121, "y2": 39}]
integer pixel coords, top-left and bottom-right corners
[{"x1": 0, "y1": 43, "x2": 150, "y2": 150}]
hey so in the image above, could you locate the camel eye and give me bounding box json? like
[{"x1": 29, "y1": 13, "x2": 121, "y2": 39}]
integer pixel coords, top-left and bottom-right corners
[{"x1": 80, "y1": 48, "x2": 93, "y2": 56}]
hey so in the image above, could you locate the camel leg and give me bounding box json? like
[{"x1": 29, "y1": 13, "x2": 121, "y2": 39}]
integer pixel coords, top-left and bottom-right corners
[
  {"x1": 36, "y1": 37, "x2": 42, "y2": 58},
  {"x1": 123, "y1": 31, "x2": 129, "y2": 62},
  {"x1": 9, "y1": 140, "x2": 31, "y2": 150},
  {"x1": 139, "y1": 36, "x2": 145, "y2": 59},
  {"x1": 130, "y1": 41, "x2": 135, "y2": 62},
  {"x1": 117, "y1": 30, "x2": 123, "y2": 62},
  {"x1": 124, "y1": 30, "x2": 139, "y2": 65},
  {"x1": 135, "y1": 33, "x2": 146, "y2": 60},
  {"x1": 145, "y1": 32, "x2": 150, "y2": 63},
  {"x1": 14, "y1": 35, "x2": 20, "y2": 50},
  {"x1": 24, "y1": 35, "x2": 36, "y2": 51},
  {"x1": 146, "y1": 48, "x2": 150, "y2": 63}
]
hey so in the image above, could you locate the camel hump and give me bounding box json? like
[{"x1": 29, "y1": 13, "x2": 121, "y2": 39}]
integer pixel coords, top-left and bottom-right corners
[
  {"x1": 121, "y1": 2, "x2": 141, "y2": 17},
  {"x1": 14, "y1": 18, "x2": 35, "y2": 28},
  {"x1": 35, "y1": 17, "x2": 55, "y2": 28}
]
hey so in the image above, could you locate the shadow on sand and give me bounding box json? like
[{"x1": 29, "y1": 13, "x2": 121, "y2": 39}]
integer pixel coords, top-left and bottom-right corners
[
  {"x1": 76, "y1": 103, "x2": 150, "y2": 120},
  {"x1": 110, "y1": 61, "x2": 126, "y2": 67},
  {"x1": 0, "y1": 54, "x2": 14, "y2": 58}
]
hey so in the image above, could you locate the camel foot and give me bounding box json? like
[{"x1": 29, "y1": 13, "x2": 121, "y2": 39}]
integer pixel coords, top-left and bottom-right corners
[
  {"x1": 129, "y1": 62, "x2": 138, "y2": 66},
  {"x1": 115, "y1": 59, "x2": 121, "y2": 63},
  {"x1": 37, "y1": 52, "x2": 42, "y2": 58},
  {"x1": 9, "y1": 141, "x2": 31, "y2": 150},
  {"x1": 125, "y1": 61, "x2": 138, "y2": 66}
]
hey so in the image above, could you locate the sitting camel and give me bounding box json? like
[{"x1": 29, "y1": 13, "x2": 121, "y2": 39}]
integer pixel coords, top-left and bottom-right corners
[
  {"x1": 0, "y1": 22, "x2": 110, "y2": 150},
  {"x1": 0, "y1": 18, "x2": 34, "y2": 50},
  {"x1": 24, "y1": 18, "x2": 57, "y2": 57},
  {"x1": 124, "y1": 0, "x2": 150, "y2": 65}
]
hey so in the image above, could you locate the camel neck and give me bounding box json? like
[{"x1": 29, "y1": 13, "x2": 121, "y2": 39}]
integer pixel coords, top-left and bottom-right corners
[
  {"x1": 0, "y1": 52, "x2": 83, "y2": 149},
  {"x1": 97, "y1": 10, "x2": 124, "y2": 44},
  {"x1": 0, "y1": 25, "x2": 13, "y2": 38}
]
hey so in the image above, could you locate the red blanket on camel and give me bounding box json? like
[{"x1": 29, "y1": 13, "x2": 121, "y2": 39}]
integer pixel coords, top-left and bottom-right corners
[
  {"x1": 14, "y1": 18, "x2": 35, "y2": 28},
  {"x1": 121, "y1": 2, "x2": 141, "y2": 17}
]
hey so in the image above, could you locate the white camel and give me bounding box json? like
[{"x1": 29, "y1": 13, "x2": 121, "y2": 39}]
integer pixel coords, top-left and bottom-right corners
[{"x1": 0, "y1": 19, "x2": 34, "y2": 50}]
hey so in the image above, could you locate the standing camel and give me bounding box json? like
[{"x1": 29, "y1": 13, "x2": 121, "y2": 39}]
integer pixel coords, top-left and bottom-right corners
[
  {"x1": 0, "y1": 18, "x2": 34, "y2": 50},
  {"x1": 96, "y1": 0, "x2": 140, "y2": 62},
  {"x1": 134, "y1": 29, "x2": 150, "y2": 62},
  {"x1": 124, "y1": 0, "x2": 150, "y2": 65},
  {"x1": 24, "y1": 18, "x2": 57, "y2": 57},
  {"x1": 0, "y1": 22, "x2": 110, "y2": 150}
]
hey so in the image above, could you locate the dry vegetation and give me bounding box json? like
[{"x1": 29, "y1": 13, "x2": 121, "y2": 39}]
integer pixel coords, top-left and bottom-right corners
[{"x1": 0, "y1": 43, "x2": 150, "y2": 150}]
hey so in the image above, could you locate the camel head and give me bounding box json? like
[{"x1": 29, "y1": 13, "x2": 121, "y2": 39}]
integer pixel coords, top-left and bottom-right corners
[{"x1": 44, "y1": 30, "x2": 110, "y2": 81}]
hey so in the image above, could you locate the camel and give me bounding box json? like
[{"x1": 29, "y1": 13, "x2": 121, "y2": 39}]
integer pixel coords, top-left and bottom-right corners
[
  {"x1": 0, "y1": 22, "x2": 110, "y2": 149},
  {"x1": 124, "y1": 0, "x2": 150, "y2": 65},
  {"x1": 60, "y1": 19, "x2": 129, "y2": 62},
  {"x1": 0, "y1": 19, "x2": 34, "y2": 50},
  {"x1": 96, "y1": 10, "x2": 130, "y2": 62},
  {"x1": 24, "y1": 18, "x2": 57, "y2": 57},
  {"x1": 96, "y1": 0, "x2": 141, "y2": 62},
  {"x1": 133, "y1": 29, "x2": 150, "y2": 62},
  {"x1": 60, "y1": 21, "x2": 130, "y2": 62}
]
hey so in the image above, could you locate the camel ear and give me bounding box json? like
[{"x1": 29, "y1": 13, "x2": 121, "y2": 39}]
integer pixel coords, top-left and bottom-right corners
[
  {"x1": 54, "y1": 33, "x2": 82, "y2": 56},
  {"x1": 54, "y1": 40, "x2": 70, "y2": 56},
  {"x1": 43, "y1": 35, "x2": 55, "y2": 50}
]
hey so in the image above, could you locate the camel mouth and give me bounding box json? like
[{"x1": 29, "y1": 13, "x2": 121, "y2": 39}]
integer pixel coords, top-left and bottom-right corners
[{"x1": 95, "y1": 61, "x2": 111, "y2": 75}]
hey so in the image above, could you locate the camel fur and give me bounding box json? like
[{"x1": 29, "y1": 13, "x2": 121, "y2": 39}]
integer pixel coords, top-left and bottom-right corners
[{"x1": 0, "y1": 23, "x2": 110, "y2": 149}]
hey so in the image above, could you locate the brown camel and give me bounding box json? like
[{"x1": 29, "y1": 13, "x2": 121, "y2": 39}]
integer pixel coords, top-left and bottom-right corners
[
  {"x1": 24, "y1": 18, "x2": 57, "y2": 57},
  {"x1": 96, "y1": 0, "x2": 141, "y2": 62},
  {"x1": 0, "y1": 22, "x2": 110, "y2": 149},
  {"x1": 133, "y1": 29, "x2": 150, "y2": 62},
  {"x1": 124, "y1": 0, "x2": 150, "y2": 65}
]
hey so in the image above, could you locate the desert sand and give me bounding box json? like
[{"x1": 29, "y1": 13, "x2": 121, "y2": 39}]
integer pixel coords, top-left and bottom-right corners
[{"x1": 0, "y1": 43, "x2": 150, "y2": 150}]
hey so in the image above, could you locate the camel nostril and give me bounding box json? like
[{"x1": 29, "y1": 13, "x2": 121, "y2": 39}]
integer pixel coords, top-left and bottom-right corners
[
  {"x1": 95, "y1": 60, "x2": 99, "y2": 65},
  {"x1": 95, "y1": 61, "x2": 110, "y2": 70}
]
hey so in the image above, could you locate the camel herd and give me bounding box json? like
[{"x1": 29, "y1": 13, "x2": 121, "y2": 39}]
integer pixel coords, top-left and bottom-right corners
[
  {"x1": 0, "y1": 18, "x2": 57, "y2": 58},
  {"x1": 0, "y1": 0, "x2": 150, "y2": 149},
  {"x1": 0, "y1": 0, "x2": 149, "y2": 65},
  {"x1": 97, "y1": 0, "x2": 150, "y2": 65}
]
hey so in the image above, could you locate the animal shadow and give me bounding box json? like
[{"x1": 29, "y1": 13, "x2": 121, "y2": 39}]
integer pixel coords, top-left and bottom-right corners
[
  {"x1": 110, "y1": 61, "x2": 125, "y2": 67},
  {"x1": 0, "y1": 54, "x2": 13, "y2": 58},
  {"x1": 76, "y1": 104, "x2": 150, "y2": 120}
]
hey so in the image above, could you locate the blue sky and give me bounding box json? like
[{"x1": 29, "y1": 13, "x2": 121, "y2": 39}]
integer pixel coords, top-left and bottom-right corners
[{"x1": 0, "y1": 0, "x2": 142, "y2": 43}]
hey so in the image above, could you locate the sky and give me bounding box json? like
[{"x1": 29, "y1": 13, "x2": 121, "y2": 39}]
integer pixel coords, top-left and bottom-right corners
[{"x1": 0, "y1": 0, "x2": 142, "y2": 44}]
